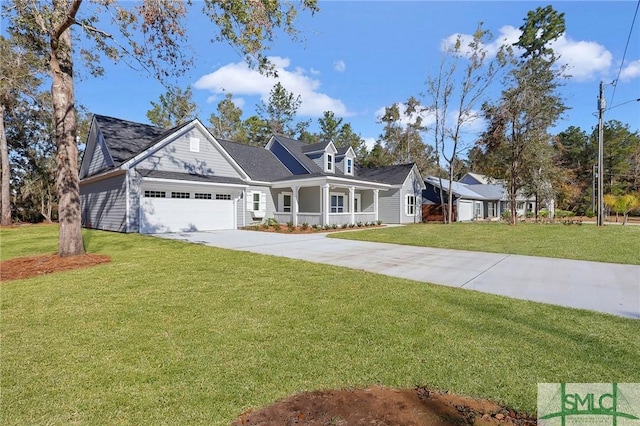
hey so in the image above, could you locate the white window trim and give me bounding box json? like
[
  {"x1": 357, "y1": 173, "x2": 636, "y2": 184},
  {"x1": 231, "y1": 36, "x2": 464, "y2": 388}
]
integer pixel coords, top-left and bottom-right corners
[
  {"x1": 325, "y1": 153, "x2": 334, "y2": 173},
  {"x1": 405, "y1": 194, "x2": 416, "y2": 216},
  {"x1": 330, "y1": 192, "x2": 345, "y2": 213},
  {"x1": 345, "y1": 157, "x2": 353, "y2": 176},
  {"x1": 278, "y1": 191, "x2": 293, "y2": 213},
  {"x1": 247, "y1": 190, "x2": 267, "y2": 218}
]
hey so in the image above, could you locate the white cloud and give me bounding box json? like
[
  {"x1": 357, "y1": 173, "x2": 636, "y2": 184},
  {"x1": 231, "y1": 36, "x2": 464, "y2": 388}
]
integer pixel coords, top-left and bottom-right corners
[
  {"x1": 440, "y1": 26, "x2": 614, "y2": 82},
  {"x1": 363, "y1": 137, "x2": 377, "y2": 151},
  {"x1": 551, "y1": 35, "x2": 612, "y2": 81},
  {"x1": 440, "y1": 25, "x2": 520, "y2": 58},
  {"x1": 194, "y1": 56, "x2": 350, "y2": 117},
  {"x1": 333, "y1": 60, "x2": 346, "y2": 73},
  {"x1": 619, "y1": 59, "x2": 640, "y2": 82}
]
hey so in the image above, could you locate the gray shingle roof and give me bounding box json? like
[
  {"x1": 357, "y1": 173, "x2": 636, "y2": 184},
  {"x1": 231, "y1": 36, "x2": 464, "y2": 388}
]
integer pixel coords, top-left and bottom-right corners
[
  {"x1": 301, "y1": 141, "x2": 331, "y2": 153},
  {"x1": 356, "y1": 163, "x2": 416, "y2": 185},
  {"x1": 218, "y1": 140, "x2": 292, "y2": 181},
  {"x1": 94, "y1": 115, "x2": 164, "y2": 167}
]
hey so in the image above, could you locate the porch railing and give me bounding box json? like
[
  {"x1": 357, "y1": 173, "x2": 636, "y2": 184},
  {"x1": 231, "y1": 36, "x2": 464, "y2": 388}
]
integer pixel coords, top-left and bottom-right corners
[{"x1": 273, "y1": 211, "x2": 376, "y2": 226}]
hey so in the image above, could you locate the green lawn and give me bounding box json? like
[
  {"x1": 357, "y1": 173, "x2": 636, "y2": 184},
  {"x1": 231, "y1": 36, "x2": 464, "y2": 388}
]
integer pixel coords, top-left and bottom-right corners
[
  {"x1": 330, "y1": 222, "x2": 640, "y2": 265},
  {"x1": 2, "y1": 225, "x2": 639, "y2": 425}
]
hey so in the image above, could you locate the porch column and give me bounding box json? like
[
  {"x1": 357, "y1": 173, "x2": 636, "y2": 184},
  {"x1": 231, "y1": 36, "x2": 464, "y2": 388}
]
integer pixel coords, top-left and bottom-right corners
[
  {"x1": 349, "y1": 186, "x2": 355, "y2": 225},
  {"x1": 322, "y1": 183, "x2": 330, "y2": 226},
  {"x1": 373, "y1": 189, "x2": 379, "y2": 222},
  {"x1": 292, "y1": 186, "x2": 299, "y2": 226}
]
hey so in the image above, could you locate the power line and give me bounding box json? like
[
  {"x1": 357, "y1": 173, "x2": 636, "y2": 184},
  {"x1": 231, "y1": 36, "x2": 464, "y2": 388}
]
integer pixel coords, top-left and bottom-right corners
[{"x1": 609, "y1": 0, "x2": 640, "y2": 108}]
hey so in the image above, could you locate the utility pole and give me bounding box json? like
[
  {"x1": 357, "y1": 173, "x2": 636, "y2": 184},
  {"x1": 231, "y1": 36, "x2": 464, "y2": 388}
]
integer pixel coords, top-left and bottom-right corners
[
  {"x1": 592, "y1": 164, "x2": 596, "y2": 214},
  {"x1": 597, "y1": 81, "x2": 605, "y2": 227}
]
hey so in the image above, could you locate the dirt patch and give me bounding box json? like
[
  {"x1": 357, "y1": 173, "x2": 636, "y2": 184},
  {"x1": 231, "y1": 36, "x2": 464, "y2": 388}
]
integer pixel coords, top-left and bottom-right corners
[
  {"x1": 1, "y1": 253, "x2": 111, "y2": 282},
  {"x1": 232, "y1": 387, "x2": 536, "y2": 426}
]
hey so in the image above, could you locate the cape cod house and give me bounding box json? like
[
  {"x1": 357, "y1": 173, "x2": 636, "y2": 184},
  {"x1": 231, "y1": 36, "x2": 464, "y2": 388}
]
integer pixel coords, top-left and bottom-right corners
[{"x1": 79, "y1": 115, "x2": 424, "y2": 234}]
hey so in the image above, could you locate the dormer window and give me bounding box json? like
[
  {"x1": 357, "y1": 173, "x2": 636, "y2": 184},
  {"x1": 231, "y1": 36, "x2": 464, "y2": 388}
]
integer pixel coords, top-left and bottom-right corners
[
  {"x1": 326, "y1": 153, "x2": 334, "y2": 172},
  {"x1": 345, "y1": 158, "x2": 353, "y2": 175}
]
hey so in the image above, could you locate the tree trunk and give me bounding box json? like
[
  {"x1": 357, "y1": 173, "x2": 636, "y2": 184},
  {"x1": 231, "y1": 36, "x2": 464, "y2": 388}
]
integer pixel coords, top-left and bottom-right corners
[
  {"x1": 51, "y1": 29, "x2": 85, "y2": 256},
  {"x1": 0, "y1": 104, "x2": 11, "y2": 226},
  {"x1": 447, "y1": 164, "x2": 455, "y2": 224}
]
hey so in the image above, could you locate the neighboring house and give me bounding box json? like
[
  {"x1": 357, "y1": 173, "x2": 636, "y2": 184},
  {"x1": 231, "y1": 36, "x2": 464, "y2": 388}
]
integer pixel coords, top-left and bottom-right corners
[
  {"x1": 79, "y1": 115, "x2": 425, "y2": 234},
  {"x1": 422, "y1": 173, "x2": 539, "y2": 222}
]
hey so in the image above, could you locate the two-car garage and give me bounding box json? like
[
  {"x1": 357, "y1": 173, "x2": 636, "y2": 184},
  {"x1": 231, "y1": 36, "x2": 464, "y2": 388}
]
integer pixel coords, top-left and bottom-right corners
[{"x1": 139, "y1": 185, "x2": 239, "y2": 234}]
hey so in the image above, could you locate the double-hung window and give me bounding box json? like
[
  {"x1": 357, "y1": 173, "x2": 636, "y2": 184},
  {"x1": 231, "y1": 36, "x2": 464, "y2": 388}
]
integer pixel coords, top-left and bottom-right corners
[
  {"x1": 406, "y1": 195, "x2": 416, "y2": 215},
  {"x1": 346, "y1": 158, "x2": 353, "y2": 175},
  {"x1": 331, "y1": 194, "x2": 344, "y2": 213}
]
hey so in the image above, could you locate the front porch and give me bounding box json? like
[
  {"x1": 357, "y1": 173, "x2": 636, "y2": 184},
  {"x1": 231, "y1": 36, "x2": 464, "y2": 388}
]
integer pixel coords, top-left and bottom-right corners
[{"x1": 270, "y1": 178, "x2": 389, "y2": 227}]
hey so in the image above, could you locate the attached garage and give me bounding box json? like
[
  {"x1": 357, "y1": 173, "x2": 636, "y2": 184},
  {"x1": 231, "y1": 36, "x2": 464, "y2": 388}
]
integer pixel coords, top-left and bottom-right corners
[{"x1": 139, "y1": 187, "x2": 237, "y2": 234}]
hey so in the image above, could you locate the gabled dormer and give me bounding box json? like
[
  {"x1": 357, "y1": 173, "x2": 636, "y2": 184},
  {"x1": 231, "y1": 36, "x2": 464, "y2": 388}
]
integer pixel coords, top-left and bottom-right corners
[
  {"x1": 335, "y1": 146, "x2": 356, "y2": 176},
  {"x1": 301, "y1": 141, "x2": 338, "y2": 174}
]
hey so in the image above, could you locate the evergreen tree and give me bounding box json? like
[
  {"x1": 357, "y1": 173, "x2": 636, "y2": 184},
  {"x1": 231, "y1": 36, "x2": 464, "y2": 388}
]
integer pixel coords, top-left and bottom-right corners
[{"x1": 146, "y1": 86, "x2": 197, "y2": 128}]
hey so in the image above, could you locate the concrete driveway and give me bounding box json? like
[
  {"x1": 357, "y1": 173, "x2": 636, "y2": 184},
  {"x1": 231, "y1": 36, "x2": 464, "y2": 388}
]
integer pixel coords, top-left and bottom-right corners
[{"x1": 155, "y1": 229, "x2": 640, "y2": 319}]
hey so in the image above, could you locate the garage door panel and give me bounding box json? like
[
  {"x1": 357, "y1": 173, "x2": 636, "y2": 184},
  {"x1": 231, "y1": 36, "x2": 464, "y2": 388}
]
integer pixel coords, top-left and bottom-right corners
[
  {"x1": 140, "y1": 198, "x2": 234, "y2": 233},
  {"x1": 457, "y1": 200, "x2": 473, "y2": 222}
]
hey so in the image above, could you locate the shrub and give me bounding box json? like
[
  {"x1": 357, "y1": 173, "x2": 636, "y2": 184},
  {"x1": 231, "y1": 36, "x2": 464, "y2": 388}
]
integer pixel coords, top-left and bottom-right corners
[
  {"x1": 555, "y1": 209, "x2": 575, "y2": 219},
  {"x1": 273, "y1": 223, "x2": 281, "y2": 231},
  {"x1": 349, "y1": 223, "x2": 356, "y2": 228},
  {"x1": 341, "y1": 223, "x2": 348, "y2": 229},
  {"x1": 357, "y1": 222, "x2": 363, "y2": 227},
  {"x1": 501, "y1": 210, "x2": 512, "y2": 221},
  {"x1": 376, "y1": 220, "x2": 382, "y2": 225},
  {"x1": 286, "y1": 221, "x2": 294, "y2": 228},
  {"x1": 301, "y1": 223, "x2": 309, "y2": 230}
]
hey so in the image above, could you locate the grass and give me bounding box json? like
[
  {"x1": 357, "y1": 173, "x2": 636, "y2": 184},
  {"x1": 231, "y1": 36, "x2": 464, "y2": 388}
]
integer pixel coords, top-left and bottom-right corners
[
  {"x1": 329, "y1": 222, "x2": 640, "y2": 265},
  {"x1": 2, "y1": 225, "x2": 640, "y2": 425}
]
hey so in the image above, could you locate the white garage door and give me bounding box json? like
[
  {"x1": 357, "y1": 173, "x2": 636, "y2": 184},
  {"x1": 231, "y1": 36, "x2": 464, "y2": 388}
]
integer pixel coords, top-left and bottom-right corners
[
  {"x1": 457, "y1": 200, "x2": 473, "y2": 222},
  {"x1": 140, "y1": 197, "x2": 234, "y2": 234}
]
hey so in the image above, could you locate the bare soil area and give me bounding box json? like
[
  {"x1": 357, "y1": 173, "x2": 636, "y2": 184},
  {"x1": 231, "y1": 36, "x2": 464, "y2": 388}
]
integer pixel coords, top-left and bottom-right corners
[
  {"x1": 0, "y1": 252, "x2": 111, "y2": 281},
  {"x1": 233, "y1": 387, "x2": 536, "y2": 426}
]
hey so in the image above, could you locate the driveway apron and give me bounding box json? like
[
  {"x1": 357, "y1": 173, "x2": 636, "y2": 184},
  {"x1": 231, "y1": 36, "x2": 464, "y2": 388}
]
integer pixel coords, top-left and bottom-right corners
[{"x1": 154, "y1": 230, "x2": 640, "y2": 319}]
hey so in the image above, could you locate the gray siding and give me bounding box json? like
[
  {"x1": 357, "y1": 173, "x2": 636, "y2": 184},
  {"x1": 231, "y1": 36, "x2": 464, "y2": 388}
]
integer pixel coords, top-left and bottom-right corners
[
  {"x1": 80, "y1": 124, "x2": 112, "y2": 179},
  {"x1": 377, "y1": 188, "x2": 401, "y2": 224},
  {"x1": 378, "y1": 173, "x2": 423, "y2": 224},
  {"x1": 87, "y1": 135, "x2": 112, "y2": 176},
  {"x1": 80, "y1": 174, "x2": 127, "y2": 232},
  {"x1": 135, "y1": 128, "x2": 242, "y2": 178}
]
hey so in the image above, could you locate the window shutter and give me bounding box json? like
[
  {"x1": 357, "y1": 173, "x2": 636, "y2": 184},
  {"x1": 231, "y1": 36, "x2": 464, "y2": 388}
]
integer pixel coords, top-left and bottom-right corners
[
  {"x1": 260, "y1": 192, "x2": 267, "y2": 212},
  {"x1": 247, "y1": 191, "x2": 253, "y2": 210}
]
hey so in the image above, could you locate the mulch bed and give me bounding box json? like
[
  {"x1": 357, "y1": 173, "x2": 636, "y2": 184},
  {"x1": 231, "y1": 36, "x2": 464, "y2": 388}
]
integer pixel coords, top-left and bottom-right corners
[
  {"x1": 232, "y1": 386, "x2": 536, "y2": 425},
  {"x1": 1, "y1": 253, "x2": 111, "y2": 282}
]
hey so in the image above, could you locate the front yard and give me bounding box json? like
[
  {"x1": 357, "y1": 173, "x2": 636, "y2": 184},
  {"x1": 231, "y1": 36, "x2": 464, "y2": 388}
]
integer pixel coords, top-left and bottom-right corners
[
  {"x1": 2, "y1": 225, "x2": 639, "y2": 425},
  {"x1": 330, "y1": 222, "x2": 640, "y2": 265}
]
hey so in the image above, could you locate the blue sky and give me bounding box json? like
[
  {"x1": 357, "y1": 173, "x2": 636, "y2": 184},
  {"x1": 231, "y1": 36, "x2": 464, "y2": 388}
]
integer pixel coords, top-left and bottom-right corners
[{"x1": 71, "y1": 1, "x2": 640, "y2": 152}]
